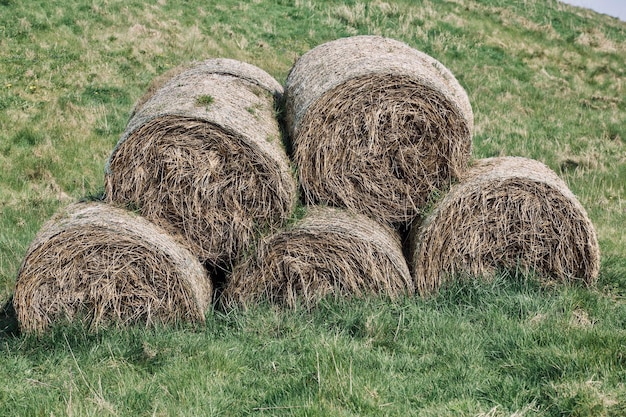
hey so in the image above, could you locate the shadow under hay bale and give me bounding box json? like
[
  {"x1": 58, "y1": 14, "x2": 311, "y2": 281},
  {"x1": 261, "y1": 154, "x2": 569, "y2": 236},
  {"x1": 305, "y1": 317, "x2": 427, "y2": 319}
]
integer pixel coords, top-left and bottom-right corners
[
  {"x1": 106, "y1": 58, "x2": 297, "y2": 266},
  {"x1": 409, "y1": 157, "x2": 601, "y2": 296},
  {"x1": 13, "y1": 202, "x2": 212, "y2": 333},
  {"x1": 284, "y1": 35, "x2": 473, "y2": 226},
  {"x1": 221, "y1": 206, "x2": 414, "y2": 310},
  {"x1": 1, "y1": 296, "x2": 19, "y2": 338}
]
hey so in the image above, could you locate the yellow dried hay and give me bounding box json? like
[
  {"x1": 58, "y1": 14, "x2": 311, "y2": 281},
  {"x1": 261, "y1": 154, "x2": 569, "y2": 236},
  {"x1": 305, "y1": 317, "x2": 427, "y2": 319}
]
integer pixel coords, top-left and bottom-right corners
[
  {"x1": 221, "y1": 206, "x2": 414, "y2": 309},
  {"x1": 105, "y1": 58, "x2": 297, "y2": 265},
  {"x1": 13, "y1": 202, "x2": 212, "y2": 333},
  {"x1": 284, "y1": 35, "x2": 473, "y2": 225},
  {"x1": 410, "y1": 157, "x2": 601, "y2": 295}
]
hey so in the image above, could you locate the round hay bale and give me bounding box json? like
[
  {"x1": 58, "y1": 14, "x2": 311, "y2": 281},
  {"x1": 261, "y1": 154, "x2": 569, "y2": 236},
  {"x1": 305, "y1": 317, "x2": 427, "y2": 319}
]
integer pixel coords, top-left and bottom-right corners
[
  {"x1": 105, "y1": 58, "x2": 297, "y2": 265},
  {"x1": 410, "y1": 157, "x2": 601, "y2": 296},
  {"x1": 13, "y1": 202, "x2": 212, "y2": 333},
  {"x1": 284, "y1": 35, "x2": 473, "y2": 225},
  {"x1": 221, "y1": 206, "x2": 414, "y2": 309}
]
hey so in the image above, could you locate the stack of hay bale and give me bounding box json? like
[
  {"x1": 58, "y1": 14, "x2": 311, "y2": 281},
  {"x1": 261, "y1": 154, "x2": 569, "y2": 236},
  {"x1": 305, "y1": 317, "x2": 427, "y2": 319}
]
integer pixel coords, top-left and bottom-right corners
[{"x1": 12, "y1": 36, "x2": 600, "y2": 333}]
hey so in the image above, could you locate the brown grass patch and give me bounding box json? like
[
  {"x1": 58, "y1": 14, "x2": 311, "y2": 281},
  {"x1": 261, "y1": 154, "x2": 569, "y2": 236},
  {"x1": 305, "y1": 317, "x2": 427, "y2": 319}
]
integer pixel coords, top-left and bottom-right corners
[
  {"x1": 221, "y1": 206, "x2": 414, "y2": 309},
  {"x1": 13, "y1": 202, "x2": 212, "y2": 333},
  {"x1": 105, "y1": 59, "x2": 297, "y2": 265},
  {"x1": 284, "y1": 35, "x2": 473, "y2": 225},
  {"x1": 410, "y1": 157, "x2": 601, "y2": 296}
]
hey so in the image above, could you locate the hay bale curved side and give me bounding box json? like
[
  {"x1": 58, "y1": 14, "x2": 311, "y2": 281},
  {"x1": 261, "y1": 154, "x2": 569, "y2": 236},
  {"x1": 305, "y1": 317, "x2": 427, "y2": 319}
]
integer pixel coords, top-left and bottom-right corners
[
  {"x1": 221, "y1": 206, "x2": 414, "y2": 309},
  {"x1": 13, "y1": 202, "x2": 212, "y2": 333},
  {"x1": 132, "y1": 58, "x2": 284, "y2": 118},
  {"x1": 106, "y1": 59, "x2": 297, "y2": 265},
  {"x1": 410, "y1": 157, "x2": 601, "y2": 296},
  {"x1": 284, "y1": 35, "x2": 473, "y2": 225}
]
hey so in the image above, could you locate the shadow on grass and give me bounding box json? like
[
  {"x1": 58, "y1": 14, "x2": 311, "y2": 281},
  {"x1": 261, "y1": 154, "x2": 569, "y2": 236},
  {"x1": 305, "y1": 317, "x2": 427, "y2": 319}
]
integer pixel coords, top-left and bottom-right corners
[{"x1": 0, "y1": 295, "x2": 20, "y2": 339}]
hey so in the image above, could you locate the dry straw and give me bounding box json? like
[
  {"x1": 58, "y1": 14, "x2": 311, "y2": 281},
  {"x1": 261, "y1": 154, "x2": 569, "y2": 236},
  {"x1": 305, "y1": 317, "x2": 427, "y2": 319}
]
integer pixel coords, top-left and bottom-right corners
[
  {"x1": 106, "y1": 58, "x2": 297, "y2": 265},
  {"x1": 131, "y1": 59, "x2": 287, "y2": 118},
  {"x1": 410, "y1": 157, "x2": 601, "y2": 296},
  {"x1": 13, "y1": 202, "x2": 212, "y2": 333},
  {"x1": 221, "y1": 206, "x2": 414, "y2": 309},
  {"x1": 130, "y1": 62, "x2": 195, "y2": 118},
  {"x1": 284, "y1": 35, "x2": 473, "y2": 225}
]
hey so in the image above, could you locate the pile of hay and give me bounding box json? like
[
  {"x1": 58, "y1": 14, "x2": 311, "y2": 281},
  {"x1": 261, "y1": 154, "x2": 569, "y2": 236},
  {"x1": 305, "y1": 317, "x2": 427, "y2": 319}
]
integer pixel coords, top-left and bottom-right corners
[
  {"x1": 221, "y1": 206, "x2": 414, "y2": 309},
  {"x1": 284, "y1": 35, "x2": 473, "y2": 225},
  {"x1": 13, "y1": 202, "x2": 212, "y2": 333},
  {"x1": 106, "y1": 58, "x2": 297, "y2": 265},
  {"x1": 409, "y1": 157, "x2": 601, "y2": 296}
]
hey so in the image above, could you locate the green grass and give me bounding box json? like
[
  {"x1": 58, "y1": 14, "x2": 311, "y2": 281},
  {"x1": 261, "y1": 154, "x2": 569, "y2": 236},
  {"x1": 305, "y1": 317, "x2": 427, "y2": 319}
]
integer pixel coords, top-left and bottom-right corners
[
  {"x1": 2, "y1": 277, "x2": 625, "y2": 416},
  {"x1": 1, "y1": 0, "x2": 625, "y2": 415},
  {"x1": 196, "y1": 94, "x2": 215, "y2": 106}
]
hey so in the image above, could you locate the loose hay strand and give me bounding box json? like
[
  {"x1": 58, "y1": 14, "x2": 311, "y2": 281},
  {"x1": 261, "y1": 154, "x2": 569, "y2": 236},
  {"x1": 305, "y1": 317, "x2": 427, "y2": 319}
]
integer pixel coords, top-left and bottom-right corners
[
  {"x1": 410, "y1": 157, "x2": 601, "y2": 296},
  {"x1": 284, "y1": 36, "x2": 473, "y2": 225},
  {"x1": 13, "y1": 202, "x2": 212, "y2": 333},
  {"x1": 221, "y1": 206, "x2": 414, "y2": 309},
  {"x1": 106, "y1": 59, "x2": 297, "y2": 265}
]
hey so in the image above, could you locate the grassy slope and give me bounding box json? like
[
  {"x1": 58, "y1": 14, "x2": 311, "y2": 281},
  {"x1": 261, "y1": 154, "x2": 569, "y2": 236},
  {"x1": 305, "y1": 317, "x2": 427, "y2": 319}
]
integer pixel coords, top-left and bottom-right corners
[{"x1": 0, "y1": 0, "x2": 625, "y2": 415}]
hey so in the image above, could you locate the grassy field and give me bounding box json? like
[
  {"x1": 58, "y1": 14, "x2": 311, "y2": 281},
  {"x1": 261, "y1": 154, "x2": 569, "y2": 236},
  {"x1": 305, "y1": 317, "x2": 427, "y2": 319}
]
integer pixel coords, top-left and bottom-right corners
[{"x1": 1, "y1": 0, "x2": 625, "y2": 415}]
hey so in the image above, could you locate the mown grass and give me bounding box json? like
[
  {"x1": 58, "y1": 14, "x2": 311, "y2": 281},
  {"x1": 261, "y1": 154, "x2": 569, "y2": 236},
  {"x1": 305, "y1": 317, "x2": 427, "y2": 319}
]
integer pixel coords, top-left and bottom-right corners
[{"x1": 1, "y1": 0, "x2": 625, "y2": 415}]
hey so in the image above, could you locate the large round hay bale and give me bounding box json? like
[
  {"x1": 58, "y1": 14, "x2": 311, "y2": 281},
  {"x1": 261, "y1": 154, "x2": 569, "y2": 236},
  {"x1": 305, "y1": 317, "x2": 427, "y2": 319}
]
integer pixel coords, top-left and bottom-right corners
[
  {"x1": 106, "y1": 58, "x2": 297, "y2": 265},
  {"x1": 13, "y1": 202, "x2": 212, "y2": 333},
  {"x1": 284, "y1": 35, "x2": 473, "y2": 225},
  {"x1": 221, "y1": 206, "x2": 414, "y2": 309},
  {"x1": 410, "y1": 157, "x2": 601, "y2": 296}
]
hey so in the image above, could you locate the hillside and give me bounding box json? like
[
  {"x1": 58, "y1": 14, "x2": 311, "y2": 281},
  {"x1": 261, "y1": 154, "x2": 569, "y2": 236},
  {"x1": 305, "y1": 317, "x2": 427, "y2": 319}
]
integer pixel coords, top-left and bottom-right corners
[{"x1": 1, "y1": 0, "x2": 625, "y2": 415}]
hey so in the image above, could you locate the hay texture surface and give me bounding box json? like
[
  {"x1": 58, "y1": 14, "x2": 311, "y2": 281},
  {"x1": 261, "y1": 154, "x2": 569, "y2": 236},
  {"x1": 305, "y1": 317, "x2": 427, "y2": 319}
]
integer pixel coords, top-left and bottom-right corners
[
  {"x1": 222, "y1": 206, "x2": 414, "y2": 309},
  {"x1": 284, "y1": 35, "x2": 473, "y2": 225},
  {"x1": 106, "y1": 58, "x2": 296, "y2": 265},
  {"x1": 13, "y1": 202, "x2": 212, "y2": 333},
  {"x1": 410, "y1": 157, "x2": 601, "y2": 296},
  {"x1": 131, "y1": 59, "x2": 285, "y2": 118}
]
